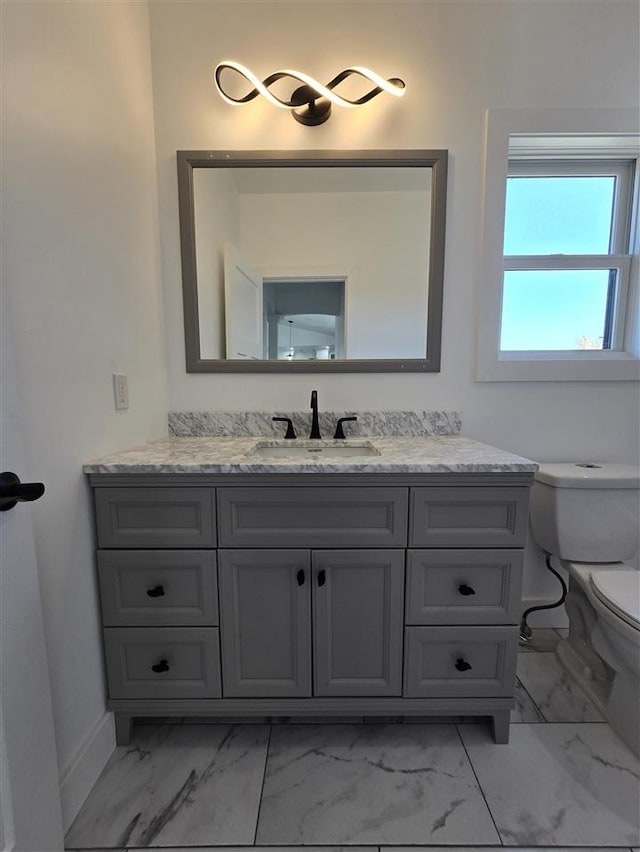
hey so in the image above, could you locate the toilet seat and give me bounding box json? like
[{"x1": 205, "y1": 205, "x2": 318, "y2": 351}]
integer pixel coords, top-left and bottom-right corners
[{"x1": 589, "y1": 570, "x2": 640, "y2": 632}]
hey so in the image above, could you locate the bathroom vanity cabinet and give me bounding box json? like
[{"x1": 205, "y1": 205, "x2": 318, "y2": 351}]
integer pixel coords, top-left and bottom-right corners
[{"x1": 89, "y1": 471, "x2": 531, "y2": 745}]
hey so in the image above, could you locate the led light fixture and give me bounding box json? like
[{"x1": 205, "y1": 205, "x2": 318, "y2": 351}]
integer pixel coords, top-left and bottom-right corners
[{"x1": 214, "y1": 61, "x2": 406, "y2": 126}]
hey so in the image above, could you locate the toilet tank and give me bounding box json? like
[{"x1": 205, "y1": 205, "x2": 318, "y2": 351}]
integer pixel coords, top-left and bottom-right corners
[{"x1": 530, "y1": 463, "x2": 640, "y2": 562}]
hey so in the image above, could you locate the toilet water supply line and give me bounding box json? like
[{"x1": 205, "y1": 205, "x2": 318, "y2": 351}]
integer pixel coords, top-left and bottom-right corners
[{"x1": 519, "y1": 553, "x2": 568, "y2": 642}]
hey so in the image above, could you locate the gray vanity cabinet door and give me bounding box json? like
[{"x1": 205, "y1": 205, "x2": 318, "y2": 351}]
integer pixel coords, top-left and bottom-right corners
[
  {"x1": 313, "y1": 550, "x2": 405, "y2": 696},
  {"x1": 218, "y1": 550, "x2": 311, "y2": 697}
]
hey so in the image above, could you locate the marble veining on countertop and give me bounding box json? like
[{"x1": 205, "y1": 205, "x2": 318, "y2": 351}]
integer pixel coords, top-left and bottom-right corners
[
  {"x1": 169, "y1": 409, "x2": 462, "y2": 437},
  {"x1": 83, "y1": 435, "x2": 537, "y2": 474}
]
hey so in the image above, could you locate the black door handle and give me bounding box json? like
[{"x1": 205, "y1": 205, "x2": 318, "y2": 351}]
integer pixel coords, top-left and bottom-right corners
[
  {"x1": 317, "y1": 569, "x2": 326, "y2": 587},
  {"x1": 0, "y1": 471, "x2": 45, "y2": 512},
  {"x1": 458, "y1": 584, "x2": 476, "y2": 596},
  {"x1": 151, "y1": 659, "x2": 170, "y2": 673},
  {"x1": 296, "y1": 569, "x2": 305, "y2": 586},
  {"x1": 455, "y1": 657, "x2": 472, "y2": 672},
  {"x1": 146, "y1": 585, "x2": 165, "y2": 598}
]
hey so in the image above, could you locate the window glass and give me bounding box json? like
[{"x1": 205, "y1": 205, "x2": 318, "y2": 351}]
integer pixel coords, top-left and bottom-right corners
[
  {"x1": 500, "y1": 269, "x2": 614, "y2": 351},
  {"x1": 504, "y1": 176, "x2": 616, "y2": 255}
]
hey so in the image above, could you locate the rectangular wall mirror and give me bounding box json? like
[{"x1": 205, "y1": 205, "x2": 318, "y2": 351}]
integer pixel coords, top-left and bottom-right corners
[{"x1": 177, "y1": 150, "x2": 448, "y2": 372}]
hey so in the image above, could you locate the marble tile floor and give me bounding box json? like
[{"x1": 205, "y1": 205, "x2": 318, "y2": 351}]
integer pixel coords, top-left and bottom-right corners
[{"x1": 66, "y1": 630, "x2": 640, "y2": 851}]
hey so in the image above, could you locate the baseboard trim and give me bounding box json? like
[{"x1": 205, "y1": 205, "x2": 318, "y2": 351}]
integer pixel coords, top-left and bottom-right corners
[
  {"x1": 520, "y1": 597, "x2": 568, "y2": 629},
  {"x1": 59, "y1": 711, "x2": 115, "y2": 832}
]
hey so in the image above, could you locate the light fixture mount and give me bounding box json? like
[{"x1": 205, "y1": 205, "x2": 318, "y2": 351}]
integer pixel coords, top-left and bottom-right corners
[
  {"x1": 214, "y1": 62, "x2": 406, "y2": 125},
  {"x1": 290, "y1": 85, "x2": 332, "y2": 126}
]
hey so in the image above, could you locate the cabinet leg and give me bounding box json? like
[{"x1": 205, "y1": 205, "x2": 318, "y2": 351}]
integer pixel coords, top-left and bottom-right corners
[
  {"x1": 491, "y1": 710, "x2": 510, "y2": 744},
  {"x1": 114, "y1": 713, "x2": 133, "y2": 746}
]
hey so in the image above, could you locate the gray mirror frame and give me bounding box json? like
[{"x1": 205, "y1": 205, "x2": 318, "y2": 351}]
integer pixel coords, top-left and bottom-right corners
[{"x1": 177, "y1": 149, "x2": 448, "y2": 372}]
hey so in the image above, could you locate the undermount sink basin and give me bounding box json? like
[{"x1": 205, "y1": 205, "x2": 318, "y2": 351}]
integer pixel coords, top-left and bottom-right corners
[{"x1": 247, "y1": 440, "x2": 381, "y2": 459}]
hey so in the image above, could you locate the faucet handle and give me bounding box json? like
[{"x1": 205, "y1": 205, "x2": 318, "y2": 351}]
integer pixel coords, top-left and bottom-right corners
[
  {"x1": 272, "y1": 417, "x2": 297, "y2": 439},
  {"x1": 333, "y1": 416, "x2": 357, "y2": 440}
]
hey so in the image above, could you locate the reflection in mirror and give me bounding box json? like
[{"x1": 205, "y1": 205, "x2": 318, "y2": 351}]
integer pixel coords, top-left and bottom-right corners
[
  {"x1": 178, "y1": 151, "x2": 447, "y2": 372},
  {"x1": 265, "y1": 278, "x2": 345, "y2": 360}
]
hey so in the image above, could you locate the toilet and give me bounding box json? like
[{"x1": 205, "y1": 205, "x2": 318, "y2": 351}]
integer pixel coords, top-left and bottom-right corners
[{"x1": 530, "y1": 462, "x2": 640, "y2": 757}]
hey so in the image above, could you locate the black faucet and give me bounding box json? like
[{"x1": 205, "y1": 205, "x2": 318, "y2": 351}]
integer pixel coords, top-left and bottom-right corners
[
  {"x1": 309, "y1": 390, "x2": 321, "y2": 439},
  {"x1": 272, "y1": 417, "x2": 297, "y2": 439},
  {"x1": 333, "y1": 415, "x2": 357, "y2": 439}
]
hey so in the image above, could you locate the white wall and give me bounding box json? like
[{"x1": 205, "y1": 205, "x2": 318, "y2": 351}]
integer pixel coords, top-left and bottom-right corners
[
  {"x1": 195, "y1": 169, "x2": 240, "y2": 358},
  {"x1": 148, "y1": 0, "x2": 639, "y2": 609},
  {"x1": 2, "y1": 0, "x2": 167, "y2": 827},
  {"x1": 239, "y1": 190, "x2": 429, "y2": 358}
]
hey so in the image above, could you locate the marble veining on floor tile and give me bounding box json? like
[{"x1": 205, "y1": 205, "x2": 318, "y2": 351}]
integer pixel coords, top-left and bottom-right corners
[
  {"x1": 255, "y1": 723, "x2": 500, "y2": 845},
  {"x1": 516, "y1": 652, "x2": 606, "y2": 722},
  {"x1": 388, "y1": 847, "x2": 634, "y2": 852},
  {"x1": 143, "y1": 847, "x2": 378, "y2": 852},
  {"x1": 510, "y1": 678, "x2": 546, "y2": 723},
  {"x1": 65, "y1": 724, "x2": 269, "y2": 849},
  {"x1": 459, "y1": 722, "x2": 640, "y2": 847}
]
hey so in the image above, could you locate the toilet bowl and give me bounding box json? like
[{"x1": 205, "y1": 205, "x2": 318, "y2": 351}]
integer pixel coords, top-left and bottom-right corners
[
  {"x1": 555, "y1": 562, "x2": 640, "y2": 755},
  {"x1": 530, "y1": 462, "x2": 640, "y2": 757}
]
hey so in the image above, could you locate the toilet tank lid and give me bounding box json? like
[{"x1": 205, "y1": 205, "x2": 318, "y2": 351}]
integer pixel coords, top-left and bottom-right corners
[{"x1": 534, "y1": 462, "x2": 640, "y2": 488}]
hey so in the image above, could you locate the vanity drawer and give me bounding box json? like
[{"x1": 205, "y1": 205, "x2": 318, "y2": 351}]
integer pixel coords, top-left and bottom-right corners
[
  {"x1": 409, "y1": 486, "x2": 529, "y2": 548},
  {"x1": 405, "y1": 549, "x2": 523, "y2": 625},
  {"x1": 95, "y1": 487, "x2": 216, "y2": 548},
  {"x1": 98, "y1": 551, "x2": 218, "y2": 627},
  {"x1": 217, "y1": 487, "x2": 408, "y2": 548},
  {"x1": 104, "y1": 627, "x2": 221, "y2": 699},
  {"x1": 403, "y1": 626, "x2": 518, "y2": 697}
]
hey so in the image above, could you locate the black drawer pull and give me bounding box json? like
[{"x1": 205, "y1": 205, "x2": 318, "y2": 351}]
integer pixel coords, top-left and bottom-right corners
[
  {"x1": 151, "y1": 659, "x2": 170, "y2": 673},
  {"x1": 317, "y1": 569, "x2": 326, "y2": 587},
  {"x1": 458, "y1": 583, "x2": 476, "y2": 596},
  {"x1": 297, "y1": 568, "x2": 305, "y2": 586},
  {"x1": 455, "y1": 657, "x2": 472, "y2": 672},
  {"x1": 146, "y1": 585, "x2": 165, "y2": 598}
]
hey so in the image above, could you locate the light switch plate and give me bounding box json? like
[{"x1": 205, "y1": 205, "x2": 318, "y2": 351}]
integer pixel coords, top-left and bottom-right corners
[{"x1": 112, "y1": 374, "x2": 129, "y2": 410}]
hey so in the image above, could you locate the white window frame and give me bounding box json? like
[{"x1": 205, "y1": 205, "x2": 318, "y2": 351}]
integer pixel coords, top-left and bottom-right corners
[{"x1": 476, "y1": 108, "x2": 640, "y2": 381}]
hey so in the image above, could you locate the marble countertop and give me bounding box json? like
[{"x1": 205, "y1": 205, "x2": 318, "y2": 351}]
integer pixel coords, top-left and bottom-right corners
[{"x1": 83, "y1": 435, "x2": 538, "y2": 475}]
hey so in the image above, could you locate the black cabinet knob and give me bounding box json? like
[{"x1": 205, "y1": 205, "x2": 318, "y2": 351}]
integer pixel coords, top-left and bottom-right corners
[
  {"x1": 458, "y1": 584, "x2": 476, "y2": 596},
  {"x1": 0, "y1": 471, "x2": 45, "y2": 512},
  {"x1": 151, "y1": 659, "x2": 170, "y2": 673},
  {"x1": 297, "y1": 569, "x2": 305, "y2": 586},
  {"x1": 146, "y1": 585, "x2": 165, "y2": 598},
  {"x1": 317, "y1": 569, "x2": 326, "y2": 587},
  {"x1": 455, "y1": 657, "x2": 472, "y2": 672}
]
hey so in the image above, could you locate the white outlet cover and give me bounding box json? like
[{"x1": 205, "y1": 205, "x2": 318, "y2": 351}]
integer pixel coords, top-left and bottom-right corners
[{"x1": 112, "y1": 373, "x2": 129, "y2": 410}]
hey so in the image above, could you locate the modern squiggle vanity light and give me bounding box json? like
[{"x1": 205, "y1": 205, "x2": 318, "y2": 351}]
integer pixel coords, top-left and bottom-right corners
[{"x1": 213, "y1": 61, "x2": 406, "y2": 125}]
